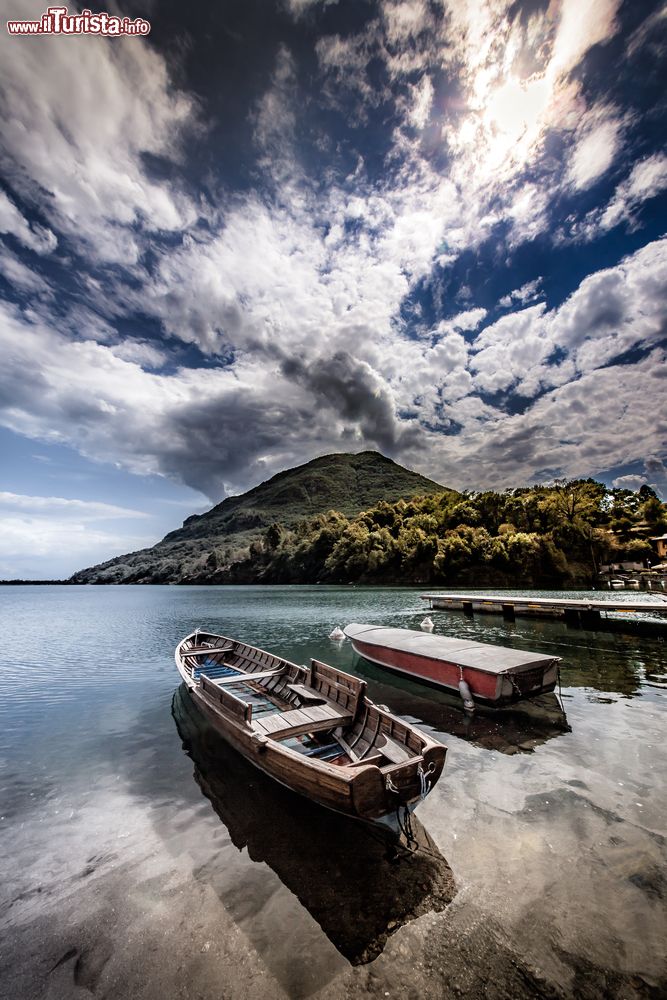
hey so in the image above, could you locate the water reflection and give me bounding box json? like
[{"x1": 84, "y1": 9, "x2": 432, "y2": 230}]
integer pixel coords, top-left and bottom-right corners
[
  {"x1": 559, "y1": 641, "x2": 647, "y2": 698},
  {"x1": 171, "y1": 685, "x2": 456, "y2": 965},
  {"x1": 346, "y1": 657, "x2": 571, "y2": 754}
]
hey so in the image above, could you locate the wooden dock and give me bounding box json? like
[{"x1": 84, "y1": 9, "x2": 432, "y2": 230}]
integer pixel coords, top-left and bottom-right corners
[{"x1": 420, "y1": 593, "x2": 667, "y2": 634}]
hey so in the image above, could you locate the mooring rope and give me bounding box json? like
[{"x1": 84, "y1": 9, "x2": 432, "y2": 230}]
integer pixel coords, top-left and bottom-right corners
[
  {"x1": 386, "y1": 773, "x2": 420, "y2": 850},
  {"x1": 418, "y1": 761, "x2": 436, "y2": 800},
  {"x1": 556, "y1": 665, "x2": 565, "y2": 714}
]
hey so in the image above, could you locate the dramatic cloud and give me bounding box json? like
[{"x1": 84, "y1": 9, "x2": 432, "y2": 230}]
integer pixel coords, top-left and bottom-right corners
[
  {"x1": 0, "y1": 0, "x2": 665, "y2": 575},
  {"x1": 0, "y1": 0, "x2": 198, "y2": 263}
]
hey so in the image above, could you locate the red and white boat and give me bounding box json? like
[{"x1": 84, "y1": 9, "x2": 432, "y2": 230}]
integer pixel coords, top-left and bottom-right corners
[{"x1": 344, "y1": 624, "x2": 561, "y2": 707}]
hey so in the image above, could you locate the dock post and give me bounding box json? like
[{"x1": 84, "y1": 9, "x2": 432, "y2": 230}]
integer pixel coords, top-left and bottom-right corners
[
  {"x1": 563, "y1": 608, "x2": 581, "y2": 628},
  {"x1": 462, "y1": 601, "x2": 474, "y2": 617},
  {"x1": 502, "y1": 603, "x2": 515, "y2": 622},
  {"x1": 580, "y1": 609, "x2": 601, "y2": 629}
]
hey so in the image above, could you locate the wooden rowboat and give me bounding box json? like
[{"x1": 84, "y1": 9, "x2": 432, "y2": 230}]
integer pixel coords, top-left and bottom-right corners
[
  {"x1": 175, "y1": 631, "x2": 447, "y2": 834},
  {"x1": 171, "y1": 685, "x2": 456, "y2": 965},
  {"x1": 344, "y1": 623, "x2": 561, "y2": 707}
]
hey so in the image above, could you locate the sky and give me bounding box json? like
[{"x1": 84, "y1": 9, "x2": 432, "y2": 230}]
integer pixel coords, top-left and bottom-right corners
[{"x1": 0, "y1": 0, "x2": 666, "y2": 578}]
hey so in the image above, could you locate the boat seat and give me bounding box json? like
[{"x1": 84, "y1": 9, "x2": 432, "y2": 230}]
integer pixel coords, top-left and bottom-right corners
[
  {"x1": 186, "y1": 645, "x2": 235, "y2": 656},
  {"x1": 252, "y1": 702, "x2": 353, "y2": 740},
  {"x1": 286, "y1": 682, "x2": 326, "y2": 703},
  {"x1": 377, "y1": 734, "x2": 412, "y2": 764},
  {"x1": 214, "y1": 668, "x2": 284, "y2": 686}
]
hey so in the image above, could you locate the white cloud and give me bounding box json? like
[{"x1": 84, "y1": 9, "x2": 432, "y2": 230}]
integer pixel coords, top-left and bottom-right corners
[
  {"x1": 1, "y1": 229, "x2": 664, "y2": 507},
  {"x1": 406, "y1": 74, "x2": 434, "y2": 129},
  {"x1": 498, "y1": 279, "x2": 542, "y2": 309},
  {"x1": 382, "y1": 0, "x2": 431, "y2": 47},
  {"x1": 431, "y1": 348, "x2": 667, "y2": 492},
  {"x1": 0, "y1": 191, "x2": 57, "y2": 253},
  {"x1": 548, "y1": 237, "x2": 667, "y2": 370},
  {"x1": 600, "y1": 153, "x2": 667, "y2": 230},
  {"x1": 108, "y1": 341, "x2": 168, "y2": 369},
  {"x1": 567, "y1": 115, "x2": 623, "y2": 190},
  {"x1": 611, "y1": 475, "x2": 647, "y2": 491},
  {"x1": 549, "y1": 0, "x2": 620, "y2": 78},
  {"x1": 0, "y1": 492, "x2": 155, "y2": 578},
  {"x1": 566, "y1": 153, "x2": 667, "y2": 242},
  {"x1": 0, "y1": 296, "x2": 424, "y2": 499},
  {"x1": 0, "y1": 0, "x2": 662, "y2": 536},
  {"x1": 0, "y1": 0, "x2": 198, "y2": 263},
  {"x1": 0, "y1": 247, "x2": 52, "y2": 294},
  {"x1": 440, "y1": 308, "x2": 488, "y2": 334},
  {"x1": 252, "y1": 45, "x2": 299, "y2": 180},
  {"x1": 470, "y1": 237, "x2": 667, "y2": 398},
  {"x1": 472, "y1": 304, "x2": 549, "y2": 393},
  {"x1": 0, "y1": 492, "x2": 148, "y2": 518},
  {"x1": 284, "y1": 0, "x2": 338, "y2": 17},
  {"x1": 442, "y1": 0, "x2": 621, "y2": 191}
]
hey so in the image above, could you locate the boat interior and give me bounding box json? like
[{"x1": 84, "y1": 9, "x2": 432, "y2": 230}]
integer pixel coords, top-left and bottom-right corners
[{"x1": 180, "y1": 633, "x2": 427, "y2": 770}]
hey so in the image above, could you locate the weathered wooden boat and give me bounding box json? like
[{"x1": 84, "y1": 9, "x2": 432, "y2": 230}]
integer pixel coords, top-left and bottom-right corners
[
  {"x1": 172, "y1": 685, "x2": 456, "y2": 965},
  {"x1": 344, "y1": 623, "x2": 561, "y2": 707},
  {"x1": 175, "y1": 631, "x2": 447, "y2": 834}
]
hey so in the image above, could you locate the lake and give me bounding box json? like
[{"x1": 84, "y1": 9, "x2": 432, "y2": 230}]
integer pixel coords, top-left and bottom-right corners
[{"x1": 1, "y1": 585, "x2": 666, "y2": 999}]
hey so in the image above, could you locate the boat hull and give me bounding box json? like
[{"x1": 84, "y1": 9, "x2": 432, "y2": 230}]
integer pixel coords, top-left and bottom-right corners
[
  {"x1": 348, "y1": 636, "x2": 558, "y2": 706},
  {"x1": 186, "y1": 684, "x2": 417, "y2": 835}
]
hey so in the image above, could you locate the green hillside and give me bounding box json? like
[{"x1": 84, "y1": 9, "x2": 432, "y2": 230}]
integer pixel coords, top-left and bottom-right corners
[{"x1": 70, "y1": 451, "x2": 455, "y2": 583}]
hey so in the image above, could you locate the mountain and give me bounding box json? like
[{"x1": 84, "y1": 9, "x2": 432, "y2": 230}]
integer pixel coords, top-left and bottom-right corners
[{"x1": 70, "y1": 451, "x2": 455, "y2": 584}]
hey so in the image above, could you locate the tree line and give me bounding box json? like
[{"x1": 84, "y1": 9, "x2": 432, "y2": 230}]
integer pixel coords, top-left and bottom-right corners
[{"x1": 193, "y1": 480, "x2": 667, "y2": 587}]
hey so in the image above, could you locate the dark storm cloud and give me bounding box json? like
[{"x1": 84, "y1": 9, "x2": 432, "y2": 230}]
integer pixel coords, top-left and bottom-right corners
[{"x1": 281, "y1": 350, "x2": 420, "y2": 457}]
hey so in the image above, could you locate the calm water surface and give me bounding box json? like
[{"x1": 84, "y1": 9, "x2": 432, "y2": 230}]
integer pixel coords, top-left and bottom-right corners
[{"x1": 0, "y1": 585, "x2": 666, "y2": 998}]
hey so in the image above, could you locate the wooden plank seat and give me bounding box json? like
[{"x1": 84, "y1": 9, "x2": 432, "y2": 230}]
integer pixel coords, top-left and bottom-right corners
[
  {"x1": 212, "y1": 668, "x2": 284, "y2": 686},
  {"x1": 186, "y1": 645, "x2": 235, "y2": 656},
  {"x1": 335, "y1": 727, "x2": 412, "y2": 765},
  {"x1": 377, "y1": 734, "x2": 412, "y2": 764},
  {"x1": 252, "y1": 702, "x2": 353, "y2": 740},
  {"x1": 286, "y1": 682, "x2": 326, "y2": 703}
]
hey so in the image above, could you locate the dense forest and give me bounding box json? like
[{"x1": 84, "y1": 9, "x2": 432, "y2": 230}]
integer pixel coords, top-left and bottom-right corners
[{"x1": 192, "y1": 479, "x2": 667, "y2": 587}]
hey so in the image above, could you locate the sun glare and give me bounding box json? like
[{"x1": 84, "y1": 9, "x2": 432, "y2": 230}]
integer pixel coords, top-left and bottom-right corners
[
  {"x1": 481, "y1": 74, "x2": 551, "y2": 167},
  {"x1": 452, "y1": 68, "x2": 553, "y2": 181},
  {"x1": 449, "y1": 5, "x2": 583, "y2": 183}
]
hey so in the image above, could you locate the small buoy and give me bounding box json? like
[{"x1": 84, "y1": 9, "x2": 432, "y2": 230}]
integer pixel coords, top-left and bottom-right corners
[
  {"x1": 458, "y1": 679, "x2": 475, "y2": 712},
  {"x1": 329, "y1": 626, "x2": 345, "y2": 641},
  {"x1": 420, "y1": 617, "x2": 434, "y2": 631}
]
